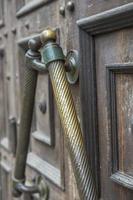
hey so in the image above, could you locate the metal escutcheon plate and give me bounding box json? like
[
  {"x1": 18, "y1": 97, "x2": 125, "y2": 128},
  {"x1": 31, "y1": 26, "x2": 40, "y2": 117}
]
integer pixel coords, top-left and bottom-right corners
[{"x1": 66, "y1": 50, "x2": 79, "y2": 84}]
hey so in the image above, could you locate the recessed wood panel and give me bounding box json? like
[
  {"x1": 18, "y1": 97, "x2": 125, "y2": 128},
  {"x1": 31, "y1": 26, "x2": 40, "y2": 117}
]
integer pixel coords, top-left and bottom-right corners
[
  {"x1": 78, "y1": 3, "x2": 133, "y2": 199},
  {"x1": 33, "y1": 73, "x2": 55, "y2": 146},
  {"x1": 107, "y1": 64, "x2": 133, "y2": 189},
  {"x1": 16, "y1": 0, "x2": 55, "y2": 17},
  {"x1": 116, "y1": 73, "x2": 133, "y2": 176}
]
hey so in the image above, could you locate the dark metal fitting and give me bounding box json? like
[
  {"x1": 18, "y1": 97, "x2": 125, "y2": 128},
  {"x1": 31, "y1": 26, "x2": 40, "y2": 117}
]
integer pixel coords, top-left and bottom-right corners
[
  {"x1": 59, "y1": 6, "x2": 65, "y2": 16},
  {"x1": 12, "y1": 177, "x2": 25, "y2": 197},
  {"x1": 8, "y1": 116, "x2": 17, "y2": 155},
  {"x1": 12, "y1": 27, "x2": 16, "y2": 34},
  {"x1": 25, "y1": 38, "x2": 48, "y2": 72},
  {"x1": 28, "y1": 38, "x2": 42, "y2": 52},
  {"x1": 65, "y1": 50, "x2": 79, "y2": 84},
  {"x1": 32, "y1": 59, "x2": 48, "y2": 73},
  {"x1": 26, "y1": 38, "x2": 42, "y2": 65},
  {"x1": 25, "y1": 50, "x2": 41, "y2": 68},
  {"x1": 39, "y1": 100, "x2": 47, "y2": 114},
  {"x1": 9, "y1": 116, "x2": 16, "y2": 123},
  {"x1": 42, "y1": 42, "x2": 65, "y2": 66},
  {"x1": 13, "y1": 176, "x2": 49, "y2": 200},
  {"x1": 15, "y1": 182, "x2": 40, "y2": 194},
  {"x1": 33, "y1": 176, "x2": 49, "y2": 200},
  {"x1": 26, "y1": 48, "x2": 41, "y2": 58},
  {"x1": 67, "y1": 1, "x2": 75, "y2": 12},
  {"x1": 25, "y1": 50, "x2": 47, "y2": 72},
  {"x1": 13, "y1": 182, "x2": 39, "y2": 198},
  {"x1": 6, "y1": 74, "x2": 11, "y2": 80},
  {"x1": 25, "y1": 21, "x2": 30, "y2": 29}
]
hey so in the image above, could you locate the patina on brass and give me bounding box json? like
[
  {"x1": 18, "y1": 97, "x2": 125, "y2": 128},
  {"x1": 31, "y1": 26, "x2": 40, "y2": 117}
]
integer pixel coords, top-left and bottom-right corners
[
  {"x1": 12, "y1": 38, "x2": 48, "y2": 198},
  {"x1": 13, "y1": 28, "x2": 97, "y2": 200},
  {"x1": 65, "y1": 50, "x2": 79, "y2": 84},
  {"x1": 40, "y1": 29, "x2": 56, "y2": 44},
  {"x1": 40, "y1": 29, "x2": 98, "y2": 200}
]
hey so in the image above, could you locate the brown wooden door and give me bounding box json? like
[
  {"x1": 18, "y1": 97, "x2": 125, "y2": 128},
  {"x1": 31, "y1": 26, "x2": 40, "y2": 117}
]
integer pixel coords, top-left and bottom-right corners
[
  {"x1": 77, "y1": 1, "x2": 133, "y2": 199},
  {"x1": 0, "y1": 0, "x2": 133, "y2": 200}
]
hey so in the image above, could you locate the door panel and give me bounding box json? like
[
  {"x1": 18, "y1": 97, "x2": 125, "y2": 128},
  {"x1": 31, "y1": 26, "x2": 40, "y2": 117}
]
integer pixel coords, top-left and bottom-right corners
[
  {"x1": 116, "y1": 72, "x2": 133, "y2": 176},
  {"x1": 95, "y1": 30, "x2": 133, "y2": 199},
  {"x1": 95, "y1": 31, "x2": 133, "y2": 199},
  {"x1": 78, "y1": 3, "x2": 133, "y2": 199}
]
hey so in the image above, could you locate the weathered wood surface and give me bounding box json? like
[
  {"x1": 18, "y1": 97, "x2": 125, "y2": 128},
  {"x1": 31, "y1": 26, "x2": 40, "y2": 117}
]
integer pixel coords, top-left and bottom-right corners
[{"x1": 0, "y1": 0, "x2": 133, "y2": 199}]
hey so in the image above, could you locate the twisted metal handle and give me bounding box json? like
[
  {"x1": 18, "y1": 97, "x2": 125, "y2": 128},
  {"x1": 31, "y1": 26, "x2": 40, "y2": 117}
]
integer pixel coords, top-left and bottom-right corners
[
  {"x1": 41, "y1": 29, "x2": 98, "y2": 200},
  {"x1": 13, "y1": 29, "x2": 98, "y2": 200},
  {"x1": 49, "y1": 61, "x2": 97, "y2": 200}
]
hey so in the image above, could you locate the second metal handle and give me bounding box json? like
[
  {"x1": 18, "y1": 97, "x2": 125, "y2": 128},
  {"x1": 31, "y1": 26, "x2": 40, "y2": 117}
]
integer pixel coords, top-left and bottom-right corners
[
  {"x1": 13, "y1": 39, "x2": 42, "y2": 197},
  {"x1": 13, "y1": 63, "x2": 38, "y2": 195}
]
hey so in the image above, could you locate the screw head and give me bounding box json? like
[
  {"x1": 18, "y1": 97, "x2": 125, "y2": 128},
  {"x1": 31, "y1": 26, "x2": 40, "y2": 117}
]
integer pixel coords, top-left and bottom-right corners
[
  {"x1": 59, "y1": 6, "x2": 65, "y2": 16},
  {"x1": 39, "y1": 100, "x2": 47, "y2": 114},
  {"x1": 67, "y1": 1, "x2": 75, "y2": 12},
  {"x1": 25, "y1": 22, "x2": 30, "y2": 29},
  {"x1": 12, "y1": 28, "x2": 16, "y2": 34}
]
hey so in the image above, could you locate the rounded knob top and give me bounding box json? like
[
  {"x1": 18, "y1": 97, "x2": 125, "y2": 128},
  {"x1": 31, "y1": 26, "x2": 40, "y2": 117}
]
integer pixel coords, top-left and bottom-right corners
[
  {"x1": 28, "y1": 38, "x2": 42, "y2": 51},
  {"x1": 40, "y1": 29, "x2": 56, "y2": 45},
  {"x1": 67, "y1": 1, "x2": 74, "y2": 11}
]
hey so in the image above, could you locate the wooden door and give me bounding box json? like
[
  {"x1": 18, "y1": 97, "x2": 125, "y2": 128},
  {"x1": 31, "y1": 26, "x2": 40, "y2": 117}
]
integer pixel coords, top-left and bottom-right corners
[
  {"x1": 0, "y1": 0, "x2": 133, "y2": 200},
  {"x1": 78, "y1": 1, "x2": 133, "y2": 200}
]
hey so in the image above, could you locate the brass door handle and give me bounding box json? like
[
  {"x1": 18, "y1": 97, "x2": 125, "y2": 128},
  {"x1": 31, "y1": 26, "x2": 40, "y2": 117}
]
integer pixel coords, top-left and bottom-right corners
[
  {"x1": 13, "y1": 29, "x2": 98, "y2": 200},
  {"x1": 13, "y1": 39, "x2": 49, "y2": 199}
]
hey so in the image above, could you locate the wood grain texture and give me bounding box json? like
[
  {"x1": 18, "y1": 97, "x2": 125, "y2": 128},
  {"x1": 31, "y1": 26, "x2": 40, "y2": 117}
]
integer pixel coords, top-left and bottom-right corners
[
  {"x1": 107, "y1": 64, "x2": 133, "y2": 190},
  {"x1": 1, "y1": 0, "x2": 133, "y2": 199},
  {"x1": 78, "y1": 3, "x2": 133, "y2": 199}
]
